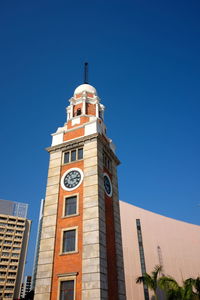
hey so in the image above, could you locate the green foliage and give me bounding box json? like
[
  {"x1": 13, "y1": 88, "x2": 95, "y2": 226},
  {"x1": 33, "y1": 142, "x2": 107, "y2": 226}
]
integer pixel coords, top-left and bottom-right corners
[
  {"x1": 158, "y1": 276, "x2": 194, "y2": 300},
  {"x1": 136, "y1": 265, "x2": 162, "y2": 299},
  {"x1": 185, "y1": 277, "x2": 200, "y2": 299},
  {"x1": 136, "y1": 265, "x2": 200, "y2": 300}
]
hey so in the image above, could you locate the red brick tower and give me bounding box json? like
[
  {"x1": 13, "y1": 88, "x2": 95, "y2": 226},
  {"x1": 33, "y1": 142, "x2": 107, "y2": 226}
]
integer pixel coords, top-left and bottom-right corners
[{"x1": 34, "y1": 83, "x2": 126, "y2": 300}]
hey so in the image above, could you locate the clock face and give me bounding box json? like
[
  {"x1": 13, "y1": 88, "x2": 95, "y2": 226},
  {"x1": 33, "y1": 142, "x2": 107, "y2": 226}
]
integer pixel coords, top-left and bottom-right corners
[
  {"x1": 103, "y1": 173, "x2": 112, "y2": 197},
  {"x1": 61, "y1": 168, "x2": 83, "y2": 191}
]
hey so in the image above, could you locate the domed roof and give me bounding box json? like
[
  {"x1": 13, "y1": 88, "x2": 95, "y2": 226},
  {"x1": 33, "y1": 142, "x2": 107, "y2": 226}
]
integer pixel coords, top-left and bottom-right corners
[{"x1": 74, "y1": 84, "x2": 97, "y2": 95}]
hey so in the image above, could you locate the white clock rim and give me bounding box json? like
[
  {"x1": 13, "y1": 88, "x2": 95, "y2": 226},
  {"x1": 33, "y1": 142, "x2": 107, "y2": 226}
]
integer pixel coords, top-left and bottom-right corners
[
  {"x1": 61, "y1": 167, "x2": 84, "y2": 191},
  {"x1": 103, "y1": 173, "x2": 113, "y2": 197}
]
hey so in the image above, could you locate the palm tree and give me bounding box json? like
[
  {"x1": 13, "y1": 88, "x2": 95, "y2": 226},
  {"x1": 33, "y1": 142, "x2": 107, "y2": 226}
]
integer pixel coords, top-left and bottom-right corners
[
  {"x1": 158, "y1": 276, "x2": 195, "y2": 300},
  {"x1": 136, "y1": 265, "x2": 162, "y2": 300},
  {"x1": 194, "y1": 277, "x2": 200, "y2": 299},
  {"x1": 185, "y1": 277, "x2": 200, "y2": 299}
]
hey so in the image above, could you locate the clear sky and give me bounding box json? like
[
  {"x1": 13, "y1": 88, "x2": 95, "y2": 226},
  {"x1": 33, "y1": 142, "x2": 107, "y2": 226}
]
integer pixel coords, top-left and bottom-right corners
[{"x1": 0, "y1": 0, "x2": 200, "y2": 276}]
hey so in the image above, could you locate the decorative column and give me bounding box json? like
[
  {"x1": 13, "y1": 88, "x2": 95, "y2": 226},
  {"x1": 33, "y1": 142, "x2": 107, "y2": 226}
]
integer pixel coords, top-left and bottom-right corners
[
  {"x1": 96, "y1": 103, "x2": 99, "y2": 118},
  {"x1": 82, "y1": 99, "x2": 86, "y2": 115}
]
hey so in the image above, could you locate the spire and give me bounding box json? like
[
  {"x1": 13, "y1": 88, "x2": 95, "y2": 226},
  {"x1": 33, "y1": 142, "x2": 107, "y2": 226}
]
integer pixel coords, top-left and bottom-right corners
[{"x1": 84, "y1": 62, "x2": 88, "y2": 84}]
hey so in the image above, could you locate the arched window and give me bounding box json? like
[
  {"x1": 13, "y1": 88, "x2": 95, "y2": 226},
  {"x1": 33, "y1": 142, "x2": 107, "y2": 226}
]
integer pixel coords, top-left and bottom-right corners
[{"x1": 76, "y1": 108, "x2": 81, "y2": 116}]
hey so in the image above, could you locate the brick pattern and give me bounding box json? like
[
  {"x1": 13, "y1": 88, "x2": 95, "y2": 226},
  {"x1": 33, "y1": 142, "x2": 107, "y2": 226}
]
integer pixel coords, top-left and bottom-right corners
[
  {"x1": 34, "y1": 133, "x2": 126, "y2": 300},
  {"x1": 34, "y1": 151, "x2": 62, "y2": 300},
  {"x1": 67, "y1": 116, "x2": 90, "y2": 129},
  {"x1": 86, "y1": 103, "x2": 96, "y2": 116},
  {"x1": 50, "y1": 159, "x2": 84, "y2": 300},
  {"x1": 63, "y1": 127, "x2": 84, "y2": 141}
]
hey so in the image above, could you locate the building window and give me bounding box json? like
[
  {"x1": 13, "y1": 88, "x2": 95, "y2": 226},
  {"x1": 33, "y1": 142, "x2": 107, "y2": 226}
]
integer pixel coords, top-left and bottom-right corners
[
  {"x1": 13, "y1": 247, "x2": 20, "y2": 251},
  {"x1": 76, "y1": 108, "x2": 81, "y2": 116},
  {"x1": 64, "y1": 152, "x2": 70, "y2": 164},
  {"x1": 99, "y1": 110, "x2": 102, "y2": 119},
  {"x1": 64, "y1": 196, "x2": 78, "y2": 217},
  {"x1": 63, "y1": 148, "x2": 83, "y2": 164},
  {"x1": 4, "y1": 294, "x2": 13, "y2": 298},
  {"x1": 62, "y1": 228, "x2": 77, "y2": 254},
  {"x1": 78, "y1": 148, "x2": 83, "y2": 160},
  {"x1": 9, "y1": 218, "x2": 16, "y2": 222},
  {"x1": 17, "y1": 219, "x2": 25, "y2": 223},
  {"x1": 103, "y1": 152, "x2": 112, "y2": 172},
  {"x1": 58, "y1": 277, "x2": 76, "y2": 300},
  {"x1": 71, "y1": 150, "x2": 76, "y2": 162},
  {"x1": 60, "y1": 280, "x2": 74, "y2": 300},
  {"x1": 2, "y1": 252, "x2": 9, "y2": 257},
  {"x1": 136, "y1": 219, "x2": 149, "y2": 300}
]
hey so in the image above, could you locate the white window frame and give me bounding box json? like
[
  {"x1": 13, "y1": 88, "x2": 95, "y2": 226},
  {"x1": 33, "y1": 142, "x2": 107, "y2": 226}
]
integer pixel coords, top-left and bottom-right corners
[
  {"x1": 62, "y1": 194, "x2": 79, "y2": 218},
  {"x1": 57, "y1": 275, "x2": 76, "y2": 300},
  {"x1": 60, "y1": 227, "x2": 78, "y2": 255},
  {"x1": 63, "y1": 148, "x2": 83, "y2": 165}
]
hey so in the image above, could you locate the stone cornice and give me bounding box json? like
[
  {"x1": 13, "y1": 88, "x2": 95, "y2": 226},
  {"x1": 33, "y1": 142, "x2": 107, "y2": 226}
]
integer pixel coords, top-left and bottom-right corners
[
  {"x1": 57, "y1": 272, "x2": 78, "y2": 277},
  {"x1": 46, "y1": 133, "x2": 99, "y2": 153},
  {"x1": 46, "y1": 133, "x2": 120, "y2": 165},
  {"x1": 97, "y1": 134, "x2": 120, "y2": 166}
]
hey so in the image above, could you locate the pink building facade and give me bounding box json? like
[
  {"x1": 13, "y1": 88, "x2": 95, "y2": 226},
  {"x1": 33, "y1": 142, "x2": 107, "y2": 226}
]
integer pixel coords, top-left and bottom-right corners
[{"x1": 120, "y1": 201, "x2": 200, "y2": 300}]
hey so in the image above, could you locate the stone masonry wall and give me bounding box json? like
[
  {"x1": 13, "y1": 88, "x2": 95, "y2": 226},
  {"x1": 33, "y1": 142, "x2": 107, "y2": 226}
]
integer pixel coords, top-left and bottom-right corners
[
  {"x1": 112, "y1": 164, "x2": 127, "y2": 300},
  {"x1": 82, "y1": 138, "x2": 108, "y2": 300},
  {"x1": 34, "y1": 150, "x2": 62, "y2": 300}
]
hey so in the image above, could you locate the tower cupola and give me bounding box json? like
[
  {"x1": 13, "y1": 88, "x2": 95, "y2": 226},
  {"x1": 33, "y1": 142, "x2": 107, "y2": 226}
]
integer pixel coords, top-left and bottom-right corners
[
  {"x1": 66, "y1": 83, "x2": 104, "y2": 122},
  {"x1": 74, "y1": 84, "x2": 97, "y2": 96}
]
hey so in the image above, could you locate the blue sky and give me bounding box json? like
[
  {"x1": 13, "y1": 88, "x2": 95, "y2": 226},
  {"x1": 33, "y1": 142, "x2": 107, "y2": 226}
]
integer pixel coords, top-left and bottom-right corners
[{"x1": 0, "y1": 0, "x2": 200, "y2": 276}]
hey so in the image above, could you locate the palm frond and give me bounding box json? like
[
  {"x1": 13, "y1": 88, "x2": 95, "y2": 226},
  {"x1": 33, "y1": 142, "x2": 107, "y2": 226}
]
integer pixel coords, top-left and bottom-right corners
[
  {"x1": 151, "y1": 265, "x2": 162, "y2": 289},
  {"x1": 152, "y1": 265, "x2": 163, "y2": 279},
  {"x1": 195, "y1": 277, "x2": 200, "y2": 295},
  {"x1": 136, "y1": 275, "x2": 145, "y2": 284},
  {"x1": 136, "y1": 273, "x2": 155, "y2": 291},
  {"x1": 158, "y1": 276, "x2": 180, "y2": 291},
  {"x1": 185, "y1": 276, "x2": 200, "y2": 297}
]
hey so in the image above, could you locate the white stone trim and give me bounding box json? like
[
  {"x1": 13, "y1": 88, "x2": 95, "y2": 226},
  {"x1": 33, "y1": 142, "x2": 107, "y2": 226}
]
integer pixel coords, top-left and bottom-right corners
[
  {"x1": 82, "y1": 99, "x2": 86, "y2": 114},
  {"x1": 62, "y1": 193, "x2": 79, "y2": 218},
  {"x1": 70, "y1": 104, "x2": 73, "y2": 119},
  {"x1": 71, "y1": 117, "x2": 81, "y2": 126},
  {"x1": 84, "y1": 122, "x2": 98, "y2": 136},
  {"x1": 60, "y1": 226, "x2": 78, "y2": 255},
  {"x1": 51, "y1": 132, "x2": 64, "y2": 146},
  {"x1": 57, "y1": 275, "x2": 76, "y2": 300}
]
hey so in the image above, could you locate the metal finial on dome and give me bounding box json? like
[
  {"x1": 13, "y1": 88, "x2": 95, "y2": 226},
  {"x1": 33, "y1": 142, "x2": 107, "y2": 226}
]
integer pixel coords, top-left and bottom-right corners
[{"x1": 84, "y1": 62, "x2": 88, "y2": 84}]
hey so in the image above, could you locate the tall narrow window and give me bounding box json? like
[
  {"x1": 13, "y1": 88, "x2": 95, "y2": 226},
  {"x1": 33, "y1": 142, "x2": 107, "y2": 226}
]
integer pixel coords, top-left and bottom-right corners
[
  {"x1": 64, "y1": 152, "x2": 70, "y2": 164},
  {"x1": 71, "y1": 150, "x2": 76, "y2": 162},
  {"x1": 64, "y1": 196, "x2": 77, "y2": 216},
  {"x1": 103, "y1": 151, "x2": 112, "y2": 171},
  {"x1": 136, "y1": 219, "x2": 149, "y2": 300},
  {"x1": 76, "y1": 108, "x2": 81, "y2": 116},
  {"x1": 60, "y1": 280, "x2": 74, "y2": 300},
  {"x1": 63, "y1": 229, "x2": 76, "y2": 253},
  {"x1": 99, "y1": 110, "x2": 102, "y2": 119},
  {"x1": 78, "y1": 148, "x2": 83, "y2": 160}
]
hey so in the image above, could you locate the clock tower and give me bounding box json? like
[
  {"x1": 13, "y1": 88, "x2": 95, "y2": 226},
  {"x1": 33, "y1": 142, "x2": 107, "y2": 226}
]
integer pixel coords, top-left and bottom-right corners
[{"x1": 34, "y1": 82, "x2": 126, "y2": 300}]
